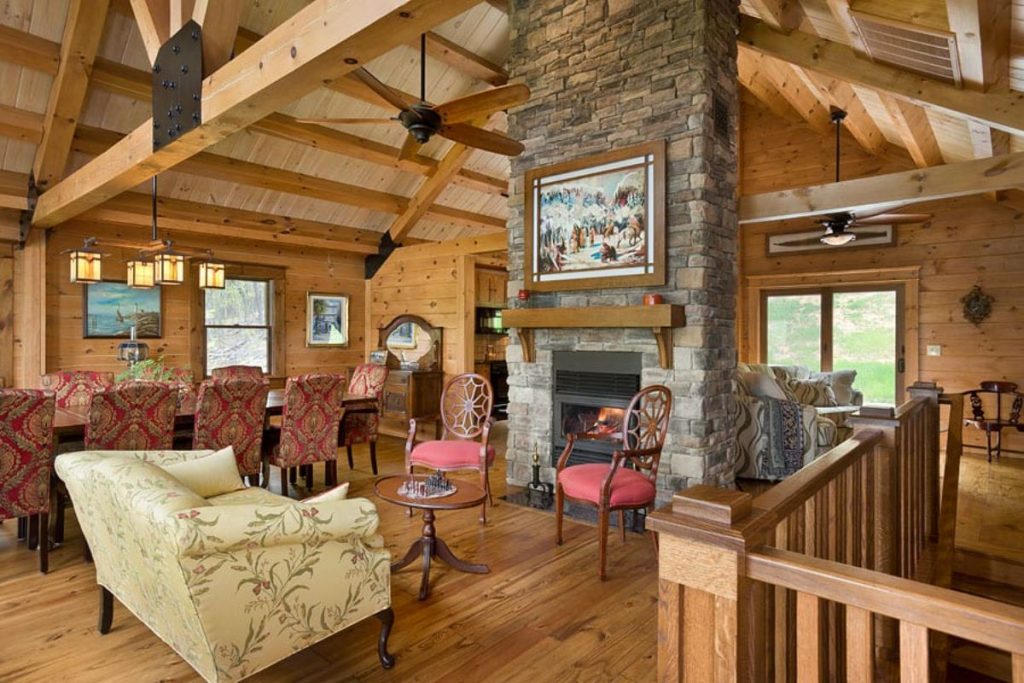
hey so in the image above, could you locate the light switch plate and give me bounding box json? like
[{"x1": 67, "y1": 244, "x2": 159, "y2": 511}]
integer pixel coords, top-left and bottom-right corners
[{"x1": 926, "y1": 344, "x2": 942, "y2": 357}]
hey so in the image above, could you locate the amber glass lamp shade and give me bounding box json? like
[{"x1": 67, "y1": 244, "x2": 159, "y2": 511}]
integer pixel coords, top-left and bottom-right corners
[
  {"x1": 154, "y1": 252, "x2": 185, "y2": 285},
  {"x1": 198, "y1": 261, "x2": 225, "y2": 289},
  {"x1": 126, "y1": 260, "x2": 155, "y2": 288},
  {"x1": 69, "y1": 249, "x2": 102, "y2": 283}
]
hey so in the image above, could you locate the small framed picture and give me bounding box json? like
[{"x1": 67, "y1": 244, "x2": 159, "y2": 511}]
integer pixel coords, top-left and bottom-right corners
[
  {"x1": 83, "y1": 281, "x2": 163, "y2": 339},
  {"x1": 387, "y1": 322, "x2": 418, "y2": 349},
  {"x1": 306, "y1": 292, "x2": 349, "y2": 347}
]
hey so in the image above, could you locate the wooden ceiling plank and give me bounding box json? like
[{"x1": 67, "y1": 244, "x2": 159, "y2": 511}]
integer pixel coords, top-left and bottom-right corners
[
  {"x1": 418, "y1": 31, "x2": 508, "y2": 86},
  {"x1": 0, "y1": 24, "x2": 60, "y2": 75},
  {"x1": 389, "y1": 141, "x2": 476, "y2": 242},
  {"x1": 738, "y1": 15, "x2": 1024, "y2": 136},
  {"x1": 739, "y1": 148, "x2": 1024, "y2": 223},
  {"x1": 191, "y1": 0, "x2": 243, "y2": 76},
  {"x1": 33, "y1": 0, "x2": 111, "y2": 192},
  {"x1": 881, "y1": 95, "x2": 944, "y2": 167},
  {"x1": 746, "y1": 0, "x2": 804, "y2": 33},
  {"x1": 800, "y1": 71, "x2": 888, "y2": 155},
  {"x1": 0, "y1": 104, "x2": 44, "y2": 145},
  {"x1": 129, "y1": 0, "x2": 171, "y2": 65},
  {"x1": 32, "y1": 0, "x2": 481, "y2": 228},
  {"x1": 946, "y1": 0, "x2": 1012, "y2": 158}
]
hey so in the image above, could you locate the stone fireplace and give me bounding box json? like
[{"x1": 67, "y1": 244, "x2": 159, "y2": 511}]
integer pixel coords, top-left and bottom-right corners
[{"x1": 504, "y1": 0, "x2": 740, "y2": 503}]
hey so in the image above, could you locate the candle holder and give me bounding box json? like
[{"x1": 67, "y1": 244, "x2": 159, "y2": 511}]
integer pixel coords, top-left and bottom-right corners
[{"x1": 525, "y1": 447, "x2": 554, "y2": 509}]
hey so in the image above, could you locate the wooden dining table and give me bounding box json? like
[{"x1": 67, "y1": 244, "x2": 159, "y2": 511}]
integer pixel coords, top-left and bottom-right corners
[{"x1": 52, "y1": 388, "x2": 377, "y2": 444}]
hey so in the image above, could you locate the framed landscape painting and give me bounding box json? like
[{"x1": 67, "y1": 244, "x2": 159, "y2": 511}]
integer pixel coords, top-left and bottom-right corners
[
  {"x1": 524, "y1": 140, "x2": 666, "y2": 292},
  {"x1": 306, "y1": 292, "x2": 349, "y2": 347},
  {"x1": 83, "y1": 281, "x2": 162, "y2": 338}
]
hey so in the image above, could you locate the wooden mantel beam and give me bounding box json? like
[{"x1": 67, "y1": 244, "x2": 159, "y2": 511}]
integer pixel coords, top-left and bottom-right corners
[
  {"x1": 738, "y1": 15, "x2": 1024, "y2": 136},
  {"x1": 32, "y1": 0, "x2": 479, "y2": 228},
  {"x1": 740, "y1": 149, "x2": 1024, "y2": 223}
]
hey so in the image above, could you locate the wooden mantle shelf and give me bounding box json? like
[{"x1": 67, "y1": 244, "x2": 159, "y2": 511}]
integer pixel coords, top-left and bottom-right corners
[{"x1": 502, "y1": 304, "x2": 686, "y2": 369}]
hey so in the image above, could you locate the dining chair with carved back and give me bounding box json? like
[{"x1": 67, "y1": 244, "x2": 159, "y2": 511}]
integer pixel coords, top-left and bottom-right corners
[
  {"x1": 555, "y1": 384, "x2": 672, "y2": 580},
  {"x1": 40, "y1": 370, "x2": 115, "y2": 409},
  {"x1": 965, "y1": 380, "x2": 1024, "y2": 462},
  {"x1": 339, "y1": 363, "x2": 389, "y2": 476},
  {"x1": 0, "y1": 389, "x2": 56, "y2": 573},
  {"x1": 264, "y1": 373, "x2": 347, "y2": 497},
  {"x1": 85, "y1": 381, "x2": 179, "y2": 451},
  {"x1": 193, "y1": 378, "x2": 271, "y2": 485},
  {"x1": 211, "y1": 365, "x2": 265, "y2": 382},
  {"x1": 406, "y1": 373, "x2": 495, "y2": 523}
]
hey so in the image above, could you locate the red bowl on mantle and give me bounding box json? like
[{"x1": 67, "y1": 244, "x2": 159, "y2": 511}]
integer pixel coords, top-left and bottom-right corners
[{"x1": 643, "y1": 293, "x2": 664, "y2": 306}]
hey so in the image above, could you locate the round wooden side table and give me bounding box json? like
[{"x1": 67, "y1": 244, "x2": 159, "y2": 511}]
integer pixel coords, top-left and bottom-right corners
[{"x1": 374, "y1": 475, "x2": 490, "y2": 601}]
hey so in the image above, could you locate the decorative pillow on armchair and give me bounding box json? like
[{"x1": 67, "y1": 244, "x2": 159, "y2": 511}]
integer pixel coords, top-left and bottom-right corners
[
  {"x1": 811, "y1": 369, "x2": 858, "y2": 405},
  {"x1": 738, "y1": 371, "x2": 790, "y2": 401},
  {"x1": 785, "y1": 378, "x2": 838, "y2": 407}
]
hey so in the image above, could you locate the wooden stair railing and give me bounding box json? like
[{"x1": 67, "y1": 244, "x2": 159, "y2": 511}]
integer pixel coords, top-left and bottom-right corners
[{"x1": 646, "y1": 382, "x2": 1020, "y2": 681}]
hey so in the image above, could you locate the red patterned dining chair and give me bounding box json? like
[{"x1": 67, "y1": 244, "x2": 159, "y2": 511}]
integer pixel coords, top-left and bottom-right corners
[
  {"x1": 85, "y1": 382, "x2": 178, "y2": 450},
  {"x1": 40, "y1": 370, "x2": 115, "y2": 409},
  {"x1": 555, "y1": 385, "x2": 671, "y2": 580},
  {"x1": 264, "y1": 373, "x2": 346, "y2": 497},
  {"x1": 193, "y1": 379, "x2": 270, "y2": 485},
  {"x1": 211, "y1": 365, "x2": 264, "y2": 381},
  {"x1": 339, "y1": 363, "x2": 389, "y2": 475},
  {"x1": 0, "y1": 389, "x2": 56, "y2": 573},
  {"x1": 406, "y1": 373, "x2": 494, "y2": 523}
]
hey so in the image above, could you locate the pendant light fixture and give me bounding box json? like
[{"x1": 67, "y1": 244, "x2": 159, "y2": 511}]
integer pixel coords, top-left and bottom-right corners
[
  {"x1": 126, "y1": 258, "x2": 156, "y2": 288},
  {"x1": 68, "y1": 238, "x2": 103, "y2": 283},
  {"x1": 149, "y1": 177, "x2": 185, "y2": 285},
  {"x1": 197, "y1": 259, "x2": 225, "y2": 289}
]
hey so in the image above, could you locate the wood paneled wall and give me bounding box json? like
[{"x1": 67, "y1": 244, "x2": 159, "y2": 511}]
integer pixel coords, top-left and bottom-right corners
[
  {"x1": 0, "y1": 243, "x2": 13, "y2": 387},
  {"x1": 739, "y1": 97, "x2": 1024, "y2": 452},
  {"x1": 40, "y1": 222, "x2": 367, "y2": 381}
]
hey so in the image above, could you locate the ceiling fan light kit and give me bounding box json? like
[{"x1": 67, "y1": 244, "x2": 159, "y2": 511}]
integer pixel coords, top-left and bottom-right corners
[{"x1": 820, "y1": 226, "x2": 856, "y2": 246}]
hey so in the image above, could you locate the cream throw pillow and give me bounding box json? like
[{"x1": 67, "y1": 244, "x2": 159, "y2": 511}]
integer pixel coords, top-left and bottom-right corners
[
  {"x1": 739, "y1": 371, "x2": 789, "y2": 401},
  {"x1": 161, "y1": 446, "x2": 245, "y2": 499},
  {"x1": 812, "y1": 369, "x2": 858, "y2": 405},
  {"x1": 303, "y1": 483, "x2": 350, "y2": 504}
]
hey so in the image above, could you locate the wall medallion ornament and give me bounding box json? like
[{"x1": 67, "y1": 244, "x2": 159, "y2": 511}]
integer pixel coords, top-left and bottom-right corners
[{"x1": 960, "y1": 285, "x2": 994, "y2": 326}]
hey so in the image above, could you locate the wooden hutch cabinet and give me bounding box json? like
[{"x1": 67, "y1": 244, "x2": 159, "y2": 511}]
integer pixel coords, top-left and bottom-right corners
[{"x1": 381, "y1": 369, "x2": 443, "y2": 433}]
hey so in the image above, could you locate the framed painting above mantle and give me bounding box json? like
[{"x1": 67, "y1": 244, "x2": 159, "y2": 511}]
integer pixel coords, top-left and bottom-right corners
[{"x1": 524, "y1": 140, "x2": 666, "y2": 292}]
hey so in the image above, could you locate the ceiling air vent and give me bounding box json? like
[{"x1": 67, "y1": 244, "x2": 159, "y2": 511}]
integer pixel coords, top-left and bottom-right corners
[{"x1": 850, "y1": 11, "x2": 962, "y2": 86}]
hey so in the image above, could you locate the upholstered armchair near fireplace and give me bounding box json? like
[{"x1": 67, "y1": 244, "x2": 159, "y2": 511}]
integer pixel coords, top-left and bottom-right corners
[{"x1": 555, "y1": 385, "x2": 672, "y2": 580}]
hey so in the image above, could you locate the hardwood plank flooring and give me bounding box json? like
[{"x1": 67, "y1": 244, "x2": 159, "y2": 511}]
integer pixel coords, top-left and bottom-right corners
[
  {"x1": 954, "y1": 450, "x2": 1024, "y2": 564},
  {"x1": 0, "y1": 432, "x2": 659, "y2": 682}
]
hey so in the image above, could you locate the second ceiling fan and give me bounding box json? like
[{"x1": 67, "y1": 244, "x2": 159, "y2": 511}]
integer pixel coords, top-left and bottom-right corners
[{"x1": 300, "y1": 34, "x2": 529, "y2": 159}]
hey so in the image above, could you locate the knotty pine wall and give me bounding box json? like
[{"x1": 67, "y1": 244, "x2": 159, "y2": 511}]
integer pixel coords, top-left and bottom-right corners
[
  {"x1": 739, "y1": 97, "x2": 1024, "y2": 452},
  {"x1": 40, "y1": 222, "x2": 368, "y2": 381}
]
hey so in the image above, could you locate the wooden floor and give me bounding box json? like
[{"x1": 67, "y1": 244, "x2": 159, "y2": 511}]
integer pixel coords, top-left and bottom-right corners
[
  {"x1": 0, "y1": 430, "x2": 660, "y2": 683},
  {"x1": 954, "y1": 449, "x2": 1024, "y2": 564}
]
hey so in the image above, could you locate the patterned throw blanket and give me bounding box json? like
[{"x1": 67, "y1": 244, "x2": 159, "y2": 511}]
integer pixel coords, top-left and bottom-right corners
[{"x1": 761, "y1": 397, "x2": 805, "y2": 480}]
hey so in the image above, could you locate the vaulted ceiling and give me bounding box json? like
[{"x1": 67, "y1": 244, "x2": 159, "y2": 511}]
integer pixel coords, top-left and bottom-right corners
[{"x1": 0, "y1": 0, "x2": 1019, "y2": 251}]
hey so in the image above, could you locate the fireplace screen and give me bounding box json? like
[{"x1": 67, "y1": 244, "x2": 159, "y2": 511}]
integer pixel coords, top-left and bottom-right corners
[{"x1": 561, "y1": 403, "x2": 624, "y2": 441}]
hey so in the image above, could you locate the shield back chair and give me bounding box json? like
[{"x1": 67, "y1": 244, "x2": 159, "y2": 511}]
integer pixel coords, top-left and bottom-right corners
[
  {"x1": 40, "y1": 370, "x2": 115, "y2": 409},
  {"x1": 0, "y1": 389, "x2": 56, "y2": 573},
  {"x1": 555, "y1": 385, "x2": 672, "y2": 580},
  {"x1": 193, "y1": 379, "x2": 270, "y2": 485},
  {"x1": 85, "y1": 382, "x2": 179, "y2": 451},
  {"x1": 339, "y1": 363, "x2": 389, "y2": 476},
  {"x1": 406, "y1": 373, "x2": 494, "y2": 523},
  {"x1": 965, "y1": 381, "x2": 1024, "y2": 462},
  {"x1": 265, "y1": 373, "x2": 347, "y2": 497},
  {"x1": 211, "y1": 365, "x2": 264, "y2": 381}
]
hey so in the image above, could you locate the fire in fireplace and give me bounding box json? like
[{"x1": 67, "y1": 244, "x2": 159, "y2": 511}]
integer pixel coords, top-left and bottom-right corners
[{"x1": 552, "y1": 351, "x2": 642, "y2": 466}]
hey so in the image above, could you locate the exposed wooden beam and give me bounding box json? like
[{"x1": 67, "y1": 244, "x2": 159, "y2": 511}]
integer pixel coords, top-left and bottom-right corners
[
  {"x1": 391, "y1": 231, "x2": 506, "y2": 259},
  {"x1": 82, "y1": 193, "x2": 381, "y2": 254},
  {"x1": 799, "y1": 71, "x2": 888, "y2": 156},
  {"x1": 882, "y1": 96, "x2": 944, "y2": 168},
  {"x1": 33, "y1": 0, "x2": 110, "y2": 191},
  {"x1": 13, "y1": 228, "x2": 46, "y2": 387},
  {"x1": 746, "y1": 0, "x2": 803, "y2": 33},
  {"x1": 450, "y1": 167, "x2": 507, "y2": 195},
  {"x1": 0, "y1": 25, "x2": 60, "y2": 75},
  {"x1": 170, "y1": 0, "x2": 195, "y2": 34},
  {"x1": 946, "y1": 0, "x2": 1012, "y2": 159},
  {"x1": 71, "y1": 126, "x2": 505, "y2": 230},
  {"x1": 484, "y1": 0, "x2": 508, "y2": 13},
  {"x1": 740, "y1": 149, "x2": 1024, "y2": 223},
  {"x1": 822, "y1": 0, "x2": 868, "y2": 53},
  {"x1": 129, "y1": 0, "x2": 170, "y2": 65},
  {"x1": 738, "y1": 15, "x2": 1024, "y2": 136},
  {"x1": 0, "y1": 171, "x2": 29, "y2": 211},
  {"x1": 416, "y1": 31, "x2": 508, "y2": 86},
  {"x1": 32, "y1": 0, "x2": 480, "y2": 228},
  {"x1": 0, "y1": 104, "x2": 44, "y2": 145},
  {"x1": 389, "y1": 141, "x2": 476, "y2": 241},
  {"x1": 191, "y1": 0, "x2": 242, "y2": 75},
  {"x1": 0, "y1": 210, "x2": 20, "y2": 242},
  {"x1": 756, "y1": 57, "x2": 832, "y2": 134},
  {"x1": 737, "y1": 51, "x2": 802, "y2": 122}
]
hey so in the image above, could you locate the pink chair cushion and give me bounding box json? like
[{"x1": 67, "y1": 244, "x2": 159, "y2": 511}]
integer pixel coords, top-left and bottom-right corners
[
  {"x1": 410, "y1": 439, "x2": 496, "y2": 470},
  {"x1": 558, "y1": 464, "x2": 656, "y2": 507}
]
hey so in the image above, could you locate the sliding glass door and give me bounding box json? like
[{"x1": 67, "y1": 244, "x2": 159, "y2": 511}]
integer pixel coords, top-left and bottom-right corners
[{"x1": 762, "y1": 286, "x2": 903, "y2": 405}]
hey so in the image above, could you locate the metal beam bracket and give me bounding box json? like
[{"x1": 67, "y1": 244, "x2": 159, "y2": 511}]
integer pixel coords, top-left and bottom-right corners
[
  {"x1": 365, "y1": 232, "x2": 401, "y2": 279},
  {"x1": 152, "y1": 20, "x2": 203, "y2": 151}
]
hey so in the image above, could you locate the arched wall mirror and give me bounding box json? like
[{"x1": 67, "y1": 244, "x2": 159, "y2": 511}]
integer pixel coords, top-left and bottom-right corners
[{"x1": 378, "y1": 315, "x2": 442, "y2": 371}]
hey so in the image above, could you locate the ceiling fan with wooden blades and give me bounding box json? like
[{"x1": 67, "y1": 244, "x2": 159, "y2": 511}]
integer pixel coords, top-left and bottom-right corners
[
  {"x1": 810, "y1": 108, "x2": 931, "y2": 246},
  {"x1": 297, "y1": 34, "x2": 529, "y2": 159}
]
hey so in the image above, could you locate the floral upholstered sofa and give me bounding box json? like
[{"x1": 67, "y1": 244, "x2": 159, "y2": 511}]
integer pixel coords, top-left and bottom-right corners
[
  {"x1": 732, "y1": 363, "x2": 862, "y2": 481},
  {"x1": 55, "y1": 448, "x2": 394, "y2": 682}
]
